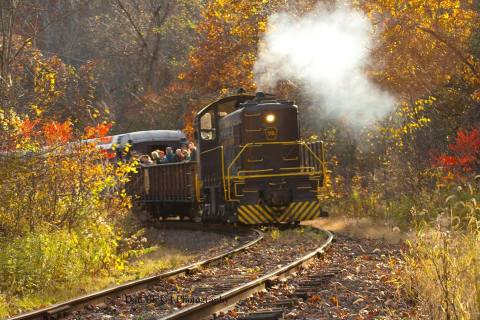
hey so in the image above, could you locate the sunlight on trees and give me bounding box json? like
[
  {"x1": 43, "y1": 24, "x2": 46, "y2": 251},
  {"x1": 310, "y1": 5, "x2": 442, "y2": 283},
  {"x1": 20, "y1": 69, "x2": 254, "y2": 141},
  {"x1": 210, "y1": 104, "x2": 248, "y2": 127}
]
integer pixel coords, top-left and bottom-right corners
[{"x1": 0, "y1": 0, "x2": 479, "y2": 318}]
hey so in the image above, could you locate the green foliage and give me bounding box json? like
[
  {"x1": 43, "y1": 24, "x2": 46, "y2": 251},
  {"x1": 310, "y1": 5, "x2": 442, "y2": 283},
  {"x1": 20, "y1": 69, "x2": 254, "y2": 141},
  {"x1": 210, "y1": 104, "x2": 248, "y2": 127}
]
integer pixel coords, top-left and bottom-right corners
[
  {"x1": 0, "y1": 143, "x2": 133, "y2": 237},
  {"x1": 0, "y1": 142, "x2": 137, "y2": 315},
  {"x1": 0, "y1": 223, "x2": 118, "y2": 295},
  {"x1": 0, "y1": 294, "x2": 7, "y2": 319},
  {"x1": 270, "y1": 228, "x2": 280, "y2": 240}
]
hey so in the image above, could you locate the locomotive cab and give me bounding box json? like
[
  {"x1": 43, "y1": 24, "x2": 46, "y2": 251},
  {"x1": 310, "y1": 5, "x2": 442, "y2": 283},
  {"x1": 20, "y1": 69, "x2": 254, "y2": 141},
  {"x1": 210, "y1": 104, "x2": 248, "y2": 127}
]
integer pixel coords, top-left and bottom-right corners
[{"x1": 195, "y1": 92, "x2": 326, "y2": 224}]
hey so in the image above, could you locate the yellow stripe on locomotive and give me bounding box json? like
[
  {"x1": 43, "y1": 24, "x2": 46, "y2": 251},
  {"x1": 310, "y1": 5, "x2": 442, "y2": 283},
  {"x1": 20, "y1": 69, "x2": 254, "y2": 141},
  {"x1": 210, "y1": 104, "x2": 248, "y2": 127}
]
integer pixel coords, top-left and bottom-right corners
[{"x1": 236, "y1": 200, "x2": 323, "y2": 224}]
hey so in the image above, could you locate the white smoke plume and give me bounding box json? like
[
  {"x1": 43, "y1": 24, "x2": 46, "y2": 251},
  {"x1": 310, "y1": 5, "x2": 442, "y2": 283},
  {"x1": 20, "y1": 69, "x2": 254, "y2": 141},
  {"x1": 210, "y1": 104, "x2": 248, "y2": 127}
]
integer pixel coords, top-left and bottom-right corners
[{"x1": 254, "y1": 4, "x2": 395, "y2": 126}]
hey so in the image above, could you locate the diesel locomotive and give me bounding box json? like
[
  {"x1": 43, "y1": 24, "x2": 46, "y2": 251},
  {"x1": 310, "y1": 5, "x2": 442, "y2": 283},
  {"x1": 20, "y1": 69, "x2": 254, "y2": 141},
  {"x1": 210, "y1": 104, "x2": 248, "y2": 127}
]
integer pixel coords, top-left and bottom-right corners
[{"x1": 128, "y1": 92, "x2": 328, "y2": 224}]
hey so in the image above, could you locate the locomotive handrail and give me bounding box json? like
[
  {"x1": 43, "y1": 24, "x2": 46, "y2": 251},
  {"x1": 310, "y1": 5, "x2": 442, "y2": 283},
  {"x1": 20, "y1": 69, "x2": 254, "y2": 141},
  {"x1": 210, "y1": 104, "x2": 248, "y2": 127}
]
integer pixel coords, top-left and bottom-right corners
[
  {"x1": 234, "y1": 171, "x2": 322, "y2": 180},
  {"x1": 278, "y1": 166, "x2": 315, "y2": 171},
  {"x1": 225, "y1": 140, "x2": 326, "y2": 201}
]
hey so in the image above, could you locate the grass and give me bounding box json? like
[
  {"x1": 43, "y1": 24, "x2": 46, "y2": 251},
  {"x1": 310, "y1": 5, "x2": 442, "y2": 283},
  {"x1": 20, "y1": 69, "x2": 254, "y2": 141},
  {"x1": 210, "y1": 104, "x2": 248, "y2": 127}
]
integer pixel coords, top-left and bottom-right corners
[
  {"x1": 401, "y1": 228, "x2": 479, "y2": 319},
  {"x1": 265, "y1": 225, "x2": 328, "y2": 242},
  {"x1": 328, "y1": 178, "x2": 480, "y2": 319},
  {"x1": 1, "y1": 245, "x2": 193, "y2": 319},
  {"x1": 398, "y1": 184, "x2": 480, "y2": 319}
]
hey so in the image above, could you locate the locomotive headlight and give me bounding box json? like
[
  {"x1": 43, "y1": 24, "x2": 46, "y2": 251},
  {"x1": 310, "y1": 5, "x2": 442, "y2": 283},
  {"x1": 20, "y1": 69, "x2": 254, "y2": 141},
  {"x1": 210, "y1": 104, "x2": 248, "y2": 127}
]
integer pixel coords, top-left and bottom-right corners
[{"x1": 265, "y1": 113, "x2": 275, "y2": 123}]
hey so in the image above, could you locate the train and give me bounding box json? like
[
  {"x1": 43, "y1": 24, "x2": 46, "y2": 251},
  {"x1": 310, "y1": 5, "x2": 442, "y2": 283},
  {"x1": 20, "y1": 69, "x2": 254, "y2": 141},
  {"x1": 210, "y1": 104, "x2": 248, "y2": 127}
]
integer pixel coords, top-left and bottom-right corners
[{"x1": 126, "y1": 92, "x2": 328, "y2": 224}]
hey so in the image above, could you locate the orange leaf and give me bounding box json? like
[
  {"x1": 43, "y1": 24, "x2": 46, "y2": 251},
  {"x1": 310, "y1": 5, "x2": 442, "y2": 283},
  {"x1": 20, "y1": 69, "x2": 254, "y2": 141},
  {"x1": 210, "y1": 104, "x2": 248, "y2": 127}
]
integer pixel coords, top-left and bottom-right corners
[
  {"x1": 227, "y1": 309, "x2": 238, "y2": 317},
  {"x1": 330, "y1": 295, "x2": 339, "y2": 306},
  {"x1": 83, "y1": 123, "x2": 113, "y2": 139},
  {"x1": 43, "y1": 121, "x2": 72, "y2": 145},
  {"x1": 19, "y1": 118, "x2": 40, "y2": 137}
]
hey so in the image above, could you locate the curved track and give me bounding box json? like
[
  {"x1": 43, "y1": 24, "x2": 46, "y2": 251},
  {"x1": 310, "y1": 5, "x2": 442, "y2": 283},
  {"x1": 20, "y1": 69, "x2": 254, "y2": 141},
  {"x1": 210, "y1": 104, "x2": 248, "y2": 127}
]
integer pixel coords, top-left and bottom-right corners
[
  {"x1": 160, "y1": 228, "x2": 334, "y2": 320},
  {"x1": 8, "y1": 223, "x2": 262, "y2": 320}
]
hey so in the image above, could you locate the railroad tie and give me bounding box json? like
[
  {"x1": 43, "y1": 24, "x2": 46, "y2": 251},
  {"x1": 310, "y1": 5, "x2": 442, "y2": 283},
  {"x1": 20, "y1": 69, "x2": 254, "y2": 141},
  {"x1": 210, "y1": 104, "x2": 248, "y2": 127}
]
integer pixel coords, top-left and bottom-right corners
[
  {"x1": 292, "y1": 270, "x2": 338, "y2": 299},
  {"x1": 236, "y1": 308, "x2": 284, "y2": 320}
]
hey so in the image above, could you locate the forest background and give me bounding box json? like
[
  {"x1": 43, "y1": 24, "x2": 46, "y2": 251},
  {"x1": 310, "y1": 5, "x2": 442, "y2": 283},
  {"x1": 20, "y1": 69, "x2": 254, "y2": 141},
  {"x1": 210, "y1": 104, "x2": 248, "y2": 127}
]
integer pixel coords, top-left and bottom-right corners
[{"x1": 0, "y1": 0, "x2": 479, "y2": 318}]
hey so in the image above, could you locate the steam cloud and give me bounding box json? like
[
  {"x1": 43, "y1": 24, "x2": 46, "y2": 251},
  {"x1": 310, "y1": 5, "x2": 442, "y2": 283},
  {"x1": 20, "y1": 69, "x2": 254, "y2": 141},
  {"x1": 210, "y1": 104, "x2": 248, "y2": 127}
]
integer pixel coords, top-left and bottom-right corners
[{"x1": 254, "y1": 5, "x2": 395, "y2": 126}]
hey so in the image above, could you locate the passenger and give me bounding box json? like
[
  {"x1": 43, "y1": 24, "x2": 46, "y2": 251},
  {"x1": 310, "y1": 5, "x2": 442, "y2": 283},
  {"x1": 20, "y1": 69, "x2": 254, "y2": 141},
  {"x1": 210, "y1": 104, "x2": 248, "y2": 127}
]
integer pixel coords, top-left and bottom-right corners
[
  {"x1": 131, "y1": 150, "x2": 140, "y2": 162},
  {"x1": 157, "y1": 150, "x2": 168, "y2": 164},
  {"x1": 174, "y1": 148, "x2": 184, "y2": 162},
  {"x1": 151, "y1": 150, "x2": 159, "y2": 162},
  {"x1": 182, "y1": 148, "x2": 190, "y2": 161},
  {"x1": 139, "y1": 154, "x2": 154, "y2": 166},
  {"x1": 188, "y1": 142, "x2": 197, "y2": 161},
  {"x1": 180, "y1": 144, "x2": 190, "y2": 160},
  {"x1": 165, "y1": 147, "x2": 175, "y2": 163}
]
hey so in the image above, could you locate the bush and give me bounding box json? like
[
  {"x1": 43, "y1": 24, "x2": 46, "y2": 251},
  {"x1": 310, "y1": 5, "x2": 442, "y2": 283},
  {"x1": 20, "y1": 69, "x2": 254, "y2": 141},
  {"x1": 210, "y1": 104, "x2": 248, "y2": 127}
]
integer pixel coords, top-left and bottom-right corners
[
  {"x1": 0, "y1": 294, "x2": 7, "y2": 319},
  {"x1": 0, "y1": 117, "x2": 138, "y2": 316},
  {"x1": 0, "y1": 223, "x2": 120, "y2": 296},
  {"x1": 400, "y1": 181, "x2": 480, "y2": 319}
]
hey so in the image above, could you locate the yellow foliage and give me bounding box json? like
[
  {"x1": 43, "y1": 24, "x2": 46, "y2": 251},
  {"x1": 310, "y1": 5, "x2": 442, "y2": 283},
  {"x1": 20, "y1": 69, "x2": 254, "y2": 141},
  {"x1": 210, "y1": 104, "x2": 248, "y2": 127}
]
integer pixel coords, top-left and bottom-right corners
[
  {"x1": 360, "y1": 0, "x2": 480, "y2": 97},
  {"x1": 378, "y1": 97, "x2": 434, "y2": 149},
  {"x1": 187, "y1": 0, "x2": 285, "y2": 94},
  {"x1": 400, "y1": 182, "x2": 480, "y2": 319}
]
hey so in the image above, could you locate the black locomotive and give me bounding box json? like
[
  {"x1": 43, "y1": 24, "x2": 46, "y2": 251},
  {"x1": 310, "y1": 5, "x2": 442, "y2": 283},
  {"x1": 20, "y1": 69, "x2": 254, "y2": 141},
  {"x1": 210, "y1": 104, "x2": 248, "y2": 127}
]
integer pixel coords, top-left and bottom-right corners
[{"x1": 128, "y1": 92, "x2": 327, "y2": 224}]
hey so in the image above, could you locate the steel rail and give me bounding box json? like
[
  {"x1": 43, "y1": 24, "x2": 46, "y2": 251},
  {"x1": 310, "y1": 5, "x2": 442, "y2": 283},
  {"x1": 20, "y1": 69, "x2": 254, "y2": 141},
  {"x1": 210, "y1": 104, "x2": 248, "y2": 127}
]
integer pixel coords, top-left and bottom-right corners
[
  {"x1": 160, "y1": 228, "x2": 334, "y2": 320},
  {"x1": 8, "y1": 224, "x2": 263, "y2": 320}
]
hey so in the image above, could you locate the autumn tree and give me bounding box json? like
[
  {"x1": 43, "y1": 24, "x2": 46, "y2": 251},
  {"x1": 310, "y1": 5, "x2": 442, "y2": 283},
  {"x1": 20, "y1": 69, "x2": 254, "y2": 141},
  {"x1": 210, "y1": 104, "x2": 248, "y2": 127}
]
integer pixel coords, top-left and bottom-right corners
[
  {"x1": 0, "y1": 0, "x2": 104, "y2": 128},
  {"x1": 362, "y1": 0, "x2": 480, "y2": 97},
  {"x1": 181, "y1": 0, "x2": 327, "y2": 133}
]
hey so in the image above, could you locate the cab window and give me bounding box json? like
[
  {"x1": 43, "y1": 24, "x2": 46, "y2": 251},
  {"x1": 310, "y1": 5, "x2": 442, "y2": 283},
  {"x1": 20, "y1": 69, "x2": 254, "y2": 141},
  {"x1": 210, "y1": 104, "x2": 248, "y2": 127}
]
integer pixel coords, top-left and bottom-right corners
[{"x1": 200, "y1": 111, "x2": 216, "y2": 140}]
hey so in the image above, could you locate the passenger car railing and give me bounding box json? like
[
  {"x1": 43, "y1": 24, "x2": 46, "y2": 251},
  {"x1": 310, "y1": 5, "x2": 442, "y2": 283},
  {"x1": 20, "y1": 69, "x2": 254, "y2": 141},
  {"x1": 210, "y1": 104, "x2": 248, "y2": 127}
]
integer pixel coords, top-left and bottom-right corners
[{"x1": 127, "y1": 162, "x2": 200, "y2": 203}]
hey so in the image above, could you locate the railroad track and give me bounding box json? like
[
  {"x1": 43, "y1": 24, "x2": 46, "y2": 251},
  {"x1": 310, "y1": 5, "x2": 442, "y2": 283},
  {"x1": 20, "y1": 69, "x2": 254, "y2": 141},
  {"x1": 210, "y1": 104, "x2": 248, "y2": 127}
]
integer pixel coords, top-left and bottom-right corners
[
  {"x1": 9, "y1": 224, "x2": 333, "y2": 320},
  {"x1": 8, "y1": 223, "x2": 262, "y2": 320},
  {"x1": 65, "y1": 226, "x2": 332, "y2": 320},
  {"x1": 158, "y1": 227, "x2": 334, "y2": 320}
]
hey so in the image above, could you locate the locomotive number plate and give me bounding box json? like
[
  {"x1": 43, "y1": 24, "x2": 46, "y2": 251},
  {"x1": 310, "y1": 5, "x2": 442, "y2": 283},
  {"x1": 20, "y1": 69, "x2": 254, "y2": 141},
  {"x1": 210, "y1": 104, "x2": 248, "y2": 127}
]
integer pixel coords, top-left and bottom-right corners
[{"x1": 264, "y1": 127, "x2": 278, "y2": 140}]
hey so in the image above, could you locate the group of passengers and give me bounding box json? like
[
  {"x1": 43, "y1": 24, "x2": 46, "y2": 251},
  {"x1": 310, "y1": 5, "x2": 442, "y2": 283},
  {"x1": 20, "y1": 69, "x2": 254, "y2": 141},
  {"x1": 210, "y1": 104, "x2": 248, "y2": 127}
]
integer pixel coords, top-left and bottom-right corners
[{"x1": 138, "y1": 142, "x2": 197, "y2": 166}]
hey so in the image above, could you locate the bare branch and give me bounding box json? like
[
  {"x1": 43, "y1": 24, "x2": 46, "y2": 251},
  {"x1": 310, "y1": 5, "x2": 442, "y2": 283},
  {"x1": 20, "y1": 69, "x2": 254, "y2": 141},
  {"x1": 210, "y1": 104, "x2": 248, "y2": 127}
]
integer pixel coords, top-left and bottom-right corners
[
  {"x1": 417, "y1": 25, "x2": 480, "y2": 79},
  {"x1": 7, "y1": 1, "x2": 92, "y2": 66},
  {"x1": 115, "y1": 0, "x2": 149, "y2": 49}
]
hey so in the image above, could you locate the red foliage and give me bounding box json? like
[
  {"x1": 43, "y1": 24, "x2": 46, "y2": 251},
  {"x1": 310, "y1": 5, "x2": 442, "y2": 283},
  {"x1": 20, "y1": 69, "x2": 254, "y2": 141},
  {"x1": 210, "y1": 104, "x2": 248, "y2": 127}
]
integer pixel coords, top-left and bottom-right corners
[
  {"x1": 98, "y1": 149, "x2": 114, "y2": 159},
  {"x1": 42, "y1": 121, "x2": 72, "y2": 145},
  {"x1": 19, "y1": 118, "x2": 40, "y2": 138},
  {"x1": 437, "y1": 155, "x2": 457, "y2": 167},
  {"x1": 447, "y1": 129, "x2": 480, "y2": 155},
  {"x1": 83, "y1": 123, "x2": 112, "y2": 139},
  {"x1": 436, "y1": 128, "x2": 480, "y2": 174}
]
